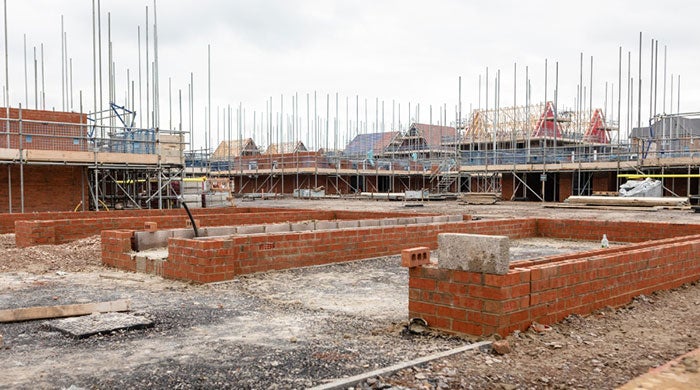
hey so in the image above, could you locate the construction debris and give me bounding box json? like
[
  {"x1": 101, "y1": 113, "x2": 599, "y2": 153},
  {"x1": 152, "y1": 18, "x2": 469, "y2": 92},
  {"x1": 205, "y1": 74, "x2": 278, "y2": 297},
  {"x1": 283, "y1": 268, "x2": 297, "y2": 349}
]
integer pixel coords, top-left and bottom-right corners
[
  {"x1": 45, "y1": 312, "x2": 153, "y2": 338},
  {"x1": 459, "y1": 192, "x2": 501, "y2": 205},
  {"x1": 0, "y1": 299, "x2": 131, "y2": 323},
  {"x1": 619, "y1": 178, "x2": 663, "y2": 198}
]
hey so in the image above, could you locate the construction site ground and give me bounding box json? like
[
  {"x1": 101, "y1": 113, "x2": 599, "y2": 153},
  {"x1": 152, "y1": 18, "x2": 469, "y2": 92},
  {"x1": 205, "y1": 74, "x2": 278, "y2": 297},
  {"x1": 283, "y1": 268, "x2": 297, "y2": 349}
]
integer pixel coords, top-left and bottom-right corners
[{"x1": 0, "y1": 199, "x2": 698, "y2": 389}]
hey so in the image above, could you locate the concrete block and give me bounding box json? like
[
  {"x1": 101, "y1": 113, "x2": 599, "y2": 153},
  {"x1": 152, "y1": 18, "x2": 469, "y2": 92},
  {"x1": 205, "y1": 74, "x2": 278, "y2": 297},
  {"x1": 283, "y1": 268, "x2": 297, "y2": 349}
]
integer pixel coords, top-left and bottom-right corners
[
  {"x1": 265, "y1": 223, "x2": 291, "y2": 233},
  {"x1": 447, "y1": 215, "x2": 463, "y2": 222},
  {"x1": 337, "y1": 220, "x2": 359, "y2": 229},
  {"x1": 237, "y1": 225, "x2": 265, "y2": 234},
  {"x1": 358, "y1": 219, "x2": 381, "y2": 227},
  {"x1": 380, "y1": 218, "x2": 397, "y2": 226},
  {"x1": 203, "y1": 226, "x2": 236, "y2": 237},
  {"x1": 291, "y1": 221, "x2": 313, "y2": 232},
  {"x1": 432, "y1": 216, "x2": 449, "y2": 223},
  {"x1": 415, "y1": 216, "x2": 433, "y2": 224},
  {"x1": 171, "y1": 228, "x2": 196, "y2": 239},
  {"x1": 401, "y1": 247, "x2": 431, "y2": 268},
  {"x1": 437, "y1": 233, "x2": 510, "y2": 275},
  {"x1": 133, "y1": 230, "x2": 172, "y2": 251},
  {"x1": 315, "y1": 221, "x2": 338, "y2": 230},
  {"x1": 397, "y1": 217, "x2": 417, "y2": 225}
]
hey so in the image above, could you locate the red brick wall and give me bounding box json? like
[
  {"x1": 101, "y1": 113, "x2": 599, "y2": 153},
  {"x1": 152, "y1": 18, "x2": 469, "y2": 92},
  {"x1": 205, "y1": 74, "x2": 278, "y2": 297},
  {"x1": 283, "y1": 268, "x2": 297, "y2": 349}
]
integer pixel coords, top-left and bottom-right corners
[
  {"x1": 101, "y1": 218, "x2": 536, "y2": 283},
  {"x1": 592, "y1": 171, "x2": 615, "y2": 192},
  {"x1": 0, "y1": 107, "x2": 87, "y2": 151},
  {"x1": 536, "y1": 218, "x2": 700, "y2": 243},
  {"x1": 17, "y1": 208, "x2": 436, "y2": 247},
  {"x1": 501, "y1": 173, "x2": 514, "y2": 200},
  {"x1": 0, "y1": 206, "x2": 285, "y2": 234},
  {"x1": 0, "y1": 165, "x2": 86, "y2": 213},
  {"x1": 558, "y1": 173, "x2": 572, "y2": 202},
  {"x1": 408, "y1": 218, "x2": 700, "y2": 337}
]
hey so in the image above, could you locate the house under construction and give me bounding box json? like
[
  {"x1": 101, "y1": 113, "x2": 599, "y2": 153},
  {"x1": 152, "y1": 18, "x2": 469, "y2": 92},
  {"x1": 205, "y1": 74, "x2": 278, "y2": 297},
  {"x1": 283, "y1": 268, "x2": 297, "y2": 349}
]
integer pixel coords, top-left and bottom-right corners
[
  {"x1": 2, "y1": 101, "x2": 698, "y2": 213},
  {"x1": 0, "y1": 106, "x2": 186, "y2": 213},
  {"x1": 200, "y1": 102, "x2": 700, "y2": 201}
]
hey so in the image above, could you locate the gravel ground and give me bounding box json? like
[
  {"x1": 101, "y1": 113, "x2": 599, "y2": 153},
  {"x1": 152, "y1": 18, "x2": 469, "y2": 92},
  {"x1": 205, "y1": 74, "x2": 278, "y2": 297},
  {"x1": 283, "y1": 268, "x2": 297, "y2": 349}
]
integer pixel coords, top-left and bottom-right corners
[{"x1": 0, "y1": 199, "x2": 699, "y2": 389}]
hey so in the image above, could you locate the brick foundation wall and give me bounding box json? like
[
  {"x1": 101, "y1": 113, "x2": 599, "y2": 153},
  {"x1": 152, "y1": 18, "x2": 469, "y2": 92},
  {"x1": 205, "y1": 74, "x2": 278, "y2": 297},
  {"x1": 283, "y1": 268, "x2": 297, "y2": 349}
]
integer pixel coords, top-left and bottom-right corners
[
  {"x1": 101, "y1": 218, "x2": 535, "y2": 283},
  {"x1": 1, "y1": 206, "x2": 284, "y2": 234},
  {"x1": 17, "y1": 208, "x2": 436, "y2": 247},
  {"x1": 408, "y1": 218, "x2": 700, "y2": 337},
  {"x1": 536, "y1": 218, "x2": 700, "y2": 243}
]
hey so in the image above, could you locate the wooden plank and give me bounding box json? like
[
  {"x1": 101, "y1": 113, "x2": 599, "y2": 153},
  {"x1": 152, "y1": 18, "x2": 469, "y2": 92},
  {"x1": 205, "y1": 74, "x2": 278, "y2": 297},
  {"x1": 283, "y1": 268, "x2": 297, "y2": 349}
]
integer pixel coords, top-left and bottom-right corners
[
  {"x1": 565, "y1": 195, "x2": 689, "y2": 207},
  {"x1": 0, "y1": 299, "x2": 131, "y2": 323}
]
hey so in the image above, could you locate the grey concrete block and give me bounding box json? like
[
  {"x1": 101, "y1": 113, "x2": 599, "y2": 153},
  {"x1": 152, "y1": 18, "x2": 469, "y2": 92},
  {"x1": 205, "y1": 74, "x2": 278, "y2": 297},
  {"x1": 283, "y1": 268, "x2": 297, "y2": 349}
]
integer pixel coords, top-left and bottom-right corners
[
  {"x1": 380, "y1": 218, "x2": 397, "y2": 226},
  {"x1": 171, "y1": 228, "x2": 196, "y2": 239},
  {"x1": 432, "y1": 216, "x2": 449, "y2": 223},
  {"x1": 437, "y1": 233, "x2": 510, "y2": 275},
  {"x1": 315, "y1": 221, "x2": 338, "y2": 230},
  {"x1": 397, "y1": 217, "x2": 417, "y2": 225},
  {"x1": 447, "y1": 215, "x2": 463, "y2": 222},
  {"x1": 203, "y1": 226, "x2": 236, "y2": 237},
  {"x1": 237, "y1": 225, "x2": 265, "y2": 234},
  {"x1": 291, "y1": 221, "x2": 313, "y2": 232},
  {"x1": 265, "y1": 223, "x2": 291, "y2": 233},
  {"x1": 415, "y1": 216, "x2": 433, "y2": 224},
  {"x1": 337, "y1": 220, "x2": 359, "y2": 229},
  {"x1": 133, "y1": 230, "x2": 172, "y2": 251},
  {"x1": 358, "y1": 219, "x2": 381, "y2": 227}
]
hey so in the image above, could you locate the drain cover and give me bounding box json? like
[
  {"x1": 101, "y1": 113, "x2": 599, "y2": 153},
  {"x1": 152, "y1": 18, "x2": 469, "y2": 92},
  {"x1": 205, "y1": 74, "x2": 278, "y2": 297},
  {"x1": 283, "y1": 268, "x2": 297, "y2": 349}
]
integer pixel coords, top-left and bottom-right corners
[{"x1": 46, "y1": 312, "x2": 153, "y2": 338}]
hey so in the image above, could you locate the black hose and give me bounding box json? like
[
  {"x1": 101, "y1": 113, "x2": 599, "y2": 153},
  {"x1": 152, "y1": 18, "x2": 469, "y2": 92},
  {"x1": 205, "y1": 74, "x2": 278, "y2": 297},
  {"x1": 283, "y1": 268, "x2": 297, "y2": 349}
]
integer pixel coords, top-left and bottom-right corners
[{"x1": 181, "y1": 201, "x2": 199, "y2": 237}]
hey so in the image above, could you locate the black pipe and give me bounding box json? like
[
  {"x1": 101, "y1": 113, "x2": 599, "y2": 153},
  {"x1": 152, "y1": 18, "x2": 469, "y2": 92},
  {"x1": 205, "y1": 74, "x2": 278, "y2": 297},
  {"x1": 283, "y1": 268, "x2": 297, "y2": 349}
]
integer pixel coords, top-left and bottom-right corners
[{"x1": 181, "y1": 201, "x2": 199, "y2": 237}]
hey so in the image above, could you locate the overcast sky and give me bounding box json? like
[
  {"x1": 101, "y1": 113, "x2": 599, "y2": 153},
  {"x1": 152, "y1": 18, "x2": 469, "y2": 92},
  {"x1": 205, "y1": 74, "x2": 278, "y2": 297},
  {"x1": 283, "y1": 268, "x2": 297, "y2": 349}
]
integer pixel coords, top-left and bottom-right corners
[{"x1": 3, "y1": 0, "x2": 699, "y2": 150}]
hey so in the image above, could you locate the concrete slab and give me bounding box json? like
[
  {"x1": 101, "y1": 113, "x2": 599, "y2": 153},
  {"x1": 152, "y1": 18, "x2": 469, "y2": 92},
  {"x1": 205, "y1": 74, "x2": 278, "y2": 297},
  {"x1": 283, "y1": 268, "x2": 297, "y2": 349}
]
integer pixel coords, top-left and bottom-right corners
[
  {"x1": 437, "y1": 233, "x2": 510, "y2": 275},
  {"x1": 46, "y1": 312, "x2": 153, "y2": 339},
  {"x1": 432, "y1": 216, "x2": 449, "y2": 223},
  {"x1": 447, "y1": 215, "x2": 463, "y2": 222}
]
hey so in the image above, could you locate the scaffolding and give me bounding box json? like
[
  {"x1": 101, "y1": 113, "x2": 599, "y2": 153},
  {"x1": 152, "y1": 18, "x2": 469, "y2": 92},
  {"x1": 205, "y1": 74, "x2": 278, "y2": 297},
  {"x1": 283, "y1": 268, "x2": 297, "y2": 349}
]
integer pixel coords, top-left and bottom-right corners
[{"x1": 1, "y1": 105, "x2": 186, "y2": 212}]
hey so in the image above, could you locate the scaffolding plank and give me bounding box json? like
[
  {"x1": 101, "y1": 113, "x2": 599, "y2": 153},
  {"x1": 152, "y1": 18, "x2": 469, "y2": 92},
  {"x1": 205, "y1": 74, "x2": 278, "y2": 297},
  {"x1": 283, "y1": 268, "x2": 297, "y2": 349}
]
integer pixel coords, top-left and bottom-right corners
[{"x1": 0, "y1": 299, "x2": 131, "y2": 323}]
